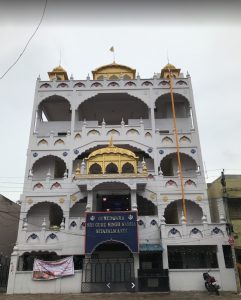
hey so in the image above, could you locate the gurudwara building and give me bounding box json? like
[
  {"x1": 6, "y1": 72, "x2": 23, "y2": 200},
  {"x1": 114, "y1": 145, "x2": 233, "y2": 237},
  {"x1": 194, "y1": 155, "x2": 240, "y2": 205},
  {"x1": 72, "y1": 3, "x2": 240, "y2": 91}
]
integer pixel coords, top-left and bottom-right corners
[{"x1": 7, "y1": 61, "x2": 237, "y2": 293}]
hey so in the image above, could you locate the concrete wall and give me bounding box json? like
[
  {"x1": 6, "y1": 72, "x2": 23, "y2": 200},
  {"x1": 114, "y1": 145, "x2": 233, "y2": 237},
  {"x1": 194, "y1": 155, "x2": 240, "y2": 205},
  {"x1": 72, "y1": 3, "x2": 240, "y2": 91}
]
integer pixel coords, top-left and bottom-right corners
[
  {"x1": 169, "y1": 269, "x2": 236, "y2": 291},
  {"x1": 37, "y1": 121, "x2": 71, "y2": 136},
  {"x1": 10, "y1": 271, "x2": 82, "y2": 294},
  {"x1": 0, "y1": 195, "x2": 20, "y2": 256}
]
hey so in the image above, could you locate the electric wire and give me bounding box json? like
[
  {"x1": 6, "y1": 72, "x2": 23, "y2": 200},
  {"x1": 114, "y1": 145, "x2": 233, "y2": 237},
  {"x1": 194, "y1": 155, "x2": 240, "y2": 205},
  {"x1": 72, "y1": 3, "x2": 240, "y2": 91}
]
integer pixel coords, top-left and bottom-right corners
[{"x1": 0, "y1": 0, "x2": 48, "y2": 80}]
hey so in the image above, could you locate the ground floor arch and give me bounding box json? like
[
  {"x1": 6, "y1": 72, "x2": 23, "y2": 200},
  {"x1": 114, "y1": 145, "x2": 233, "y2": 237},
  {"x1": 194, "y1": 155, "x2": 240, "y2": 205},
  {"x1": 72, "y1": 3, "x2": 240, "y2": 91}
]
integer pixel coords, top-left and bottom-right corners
[{"x1": 82, "y1": 241, "x2": 134, "y2": 293}]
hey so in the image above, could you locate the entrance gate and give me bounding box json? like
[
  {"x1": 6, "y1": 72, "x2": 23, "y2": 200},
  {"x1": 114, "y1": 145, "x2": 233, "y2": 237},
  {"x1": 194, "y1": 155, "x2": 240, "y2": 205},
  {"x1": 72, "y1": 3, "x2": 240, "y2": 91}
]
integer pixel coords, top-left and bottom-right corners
[
  {"x1": 0, "y1": 255, "x2": 10, "y2": 292},
  {"x1": 81, "y1": 257, "x2": 135, "y2": 292}
]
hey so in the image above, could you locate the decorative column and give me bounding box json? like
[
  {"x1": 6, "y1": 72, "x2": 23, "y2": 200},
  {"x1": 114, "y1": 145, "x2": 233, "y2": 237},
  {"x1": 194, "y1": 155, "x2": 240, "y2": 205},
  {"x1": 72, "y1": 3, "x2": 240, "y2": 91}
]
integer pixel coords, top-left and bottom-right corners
[
  {"x1": 70, "y1": 105, "x2": 76, "y2": 135},
  {"x1": 86, "y1": 190, "x2": 93, "y2": 212},
  {"x1": 160, "y1": 216, "x2": 169, "y2": 269},
  {"x1": 7, "y1": 245, "x2": 19, "y2": 294},
  {"x1": 133, "y1": 253, "x2": 139, "y2": 291},
  {"x1": 131, "y1": 189, "x2": 137, "y2": 211}
]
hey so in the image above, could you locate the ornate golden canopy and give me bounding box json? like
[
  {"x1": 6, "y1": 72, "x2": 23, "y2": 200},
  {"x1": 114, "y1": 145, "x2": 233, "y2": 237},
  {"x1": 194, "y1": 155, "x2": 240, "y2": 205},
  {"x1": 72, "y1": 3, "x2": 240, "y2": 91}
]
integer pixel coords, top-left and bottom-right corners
[
  {"x1": 85, "y1": 138, "x2": 139, "y2": 174},
  {"x1": 48, "y1": 65, "x2": 69, "y2": 81},
  {"x1": 160, "y1": 63, "x2": 181, "y2": 79},
  {"x1": 92, "y1": 62, "x2": 136, "y2": 80}
]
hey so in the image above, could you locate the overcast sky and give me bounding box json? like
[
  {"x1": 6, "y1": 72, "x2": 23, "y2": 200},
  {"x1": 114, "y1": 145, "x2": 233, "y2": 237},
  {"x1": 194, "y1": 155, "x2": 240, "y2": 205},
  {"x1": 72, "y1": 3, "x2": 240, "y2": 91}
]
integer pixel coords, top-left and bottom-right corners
[{"x1": 0, "y1": 1, "x2": 241, "y2": 201}]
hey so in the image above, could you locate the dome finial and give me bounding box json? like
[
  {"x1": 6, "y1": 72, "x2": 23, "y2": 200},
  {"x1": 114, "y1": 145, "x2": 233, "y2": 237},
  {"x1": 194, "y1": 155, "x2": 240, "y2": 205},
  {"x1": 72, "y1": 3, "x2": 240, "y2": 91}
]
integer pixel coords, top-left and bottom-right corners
[{"x1": 167, "y1": 50, "x2": 170, "y2": 64}]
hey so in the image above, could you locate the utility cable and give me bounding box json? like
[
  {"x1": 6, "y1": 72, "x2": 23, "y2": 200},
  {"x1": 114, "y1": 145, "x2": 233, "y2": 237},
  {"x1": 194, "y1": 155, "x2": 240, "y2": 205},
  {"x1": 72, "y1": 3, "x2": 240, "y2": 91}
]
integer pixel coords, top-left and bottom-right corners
[{"x1": 0, "y1": 0, "x2": 48, "y2": 80}]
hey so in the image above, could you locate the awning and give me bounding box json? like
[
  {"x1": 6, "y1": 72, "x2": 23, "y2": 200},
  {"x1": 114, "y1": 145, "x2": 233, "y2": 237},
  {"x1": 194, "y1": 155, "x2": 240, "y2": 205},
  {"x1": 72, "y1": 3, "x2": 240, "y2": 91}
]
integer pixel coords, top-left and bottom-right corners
[{"x1": 139, "y1": 244, "x2": 163, "y2": 252}]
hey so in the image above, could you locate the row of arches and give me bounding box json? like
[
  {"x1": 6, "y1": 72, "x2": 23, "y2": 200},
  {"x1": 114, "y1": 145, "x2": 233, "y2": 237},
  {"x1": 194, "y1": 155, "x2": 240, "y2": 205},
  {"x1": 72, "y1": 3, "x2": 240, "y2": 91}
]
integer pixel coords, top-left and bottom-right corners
[
  {"x1": 24, "y1": 198, "x2": 203, "y2": 233},
  {"x1": 38, "y1": 138, "x2": 65, "y2": 146},
  {"x1": 40, "y1": 79, "x2": 188, "y2": 89},
  {"x1": 88, "y1": 162, "x2": 134, "y2": 174},
  {"x1": 32, "y1": 178, "x2": 197, "y2": 191},
  {"x1": 36, "y1": 92, "x2": 191, "y2": 123},
  {"x1": 37, "y1": 134, "x2": 191, "y2": 148},
  {"x1": 30, "y1": 151, "x2": 197, "y2": 180}
]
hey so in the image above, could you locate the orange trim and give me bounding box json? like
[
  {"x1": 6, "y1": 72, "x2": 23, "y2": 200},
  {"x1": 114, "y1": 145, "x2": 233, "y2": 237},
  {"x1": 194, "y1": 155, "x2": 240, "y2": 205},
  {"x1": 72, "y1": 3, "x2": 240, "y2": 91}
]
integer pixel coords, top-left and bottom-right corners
[{"x1": 168, "y1": 71, "x2": 187, "y2": 222}]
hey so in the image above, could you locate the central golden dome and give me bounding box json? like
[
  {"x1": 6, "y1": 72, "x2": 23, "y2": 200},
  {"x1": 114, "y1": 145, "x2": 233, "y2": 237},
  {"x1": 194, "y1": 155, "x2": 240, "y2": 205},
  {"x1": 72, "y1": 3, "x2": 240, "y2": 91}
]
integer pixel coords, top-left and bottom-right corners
[
  {"x1": 92, "y1": 62, "x2": 136, "y2": 80},
  {"x1": 87, "y1": 138, "x2": 138, "y2": 160},
  {"x1": 85, "y1": 138, "x2": 139, "y2": 175}
]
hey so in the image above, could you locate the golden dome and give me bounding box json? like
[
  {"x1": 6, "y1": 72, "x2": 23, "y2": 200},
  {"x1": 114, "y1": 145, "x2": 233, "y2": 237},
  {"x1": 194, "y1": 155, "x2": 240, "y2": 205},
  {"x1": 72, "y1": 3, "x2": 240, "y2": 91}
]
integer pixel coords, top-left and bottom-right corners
[
  {"x1": 48, "y1": 65, "x2": 69, "y2": 81},
  {"x1": 87, "y1": 138, "x2": 138, "y2": 160},
  {"x1": 92, "y1": 62, "x2": 136, "y2": 80},
  {"x1": 52, "y1": 65, "x2": 67, "y2": 72},
  {"x1": 162, "y1": 63, "x2": 176, "y2": 70},
  {"x1": 160, "y1": 62, "x2": 181, "y2": 79},
  {"x1": 83, "y1": 138, "x2": 140, "y2": 175}
]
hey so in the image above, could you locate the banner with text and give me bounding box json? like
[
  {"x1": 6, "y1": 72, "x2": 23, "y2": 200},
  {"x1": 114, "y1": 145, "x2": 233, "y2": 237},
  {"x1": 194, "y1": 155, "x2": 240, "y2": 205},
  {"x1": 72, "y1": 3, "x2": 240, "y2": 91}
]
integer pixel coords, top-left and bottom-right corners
[
  {"x1": 85, "y1": 211, "x2": 138, "y2": 254},
  {"x1": 32, "y1": 256, "x2": 74, "y2": 280}
]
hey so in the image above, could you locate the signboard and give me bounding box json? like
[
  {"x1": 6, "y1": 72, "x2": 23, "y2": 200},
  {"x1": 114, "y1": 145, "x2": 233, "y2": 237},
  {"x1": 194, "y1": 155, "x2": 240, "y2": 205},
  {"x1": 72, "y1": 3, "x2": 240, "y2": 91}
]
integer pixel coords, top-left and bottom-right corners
[{"x1": 85, "y1": 211, "x2": 138, "y2": 254}]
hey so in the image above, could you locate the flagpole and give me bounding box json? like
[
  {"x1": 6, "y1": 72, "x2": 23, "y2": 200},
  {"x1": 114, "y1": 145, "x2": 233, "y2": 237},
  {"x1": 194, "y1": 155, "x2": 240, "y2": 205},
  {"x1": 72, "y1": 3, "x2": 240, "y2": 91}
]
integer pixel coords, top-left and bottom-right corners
[
  {"x1": 109, "y1": 46, "x2": 115, "y2": 63},
  {"x1": 168, "y1": 68, "x2": 187, "y2": 223}
]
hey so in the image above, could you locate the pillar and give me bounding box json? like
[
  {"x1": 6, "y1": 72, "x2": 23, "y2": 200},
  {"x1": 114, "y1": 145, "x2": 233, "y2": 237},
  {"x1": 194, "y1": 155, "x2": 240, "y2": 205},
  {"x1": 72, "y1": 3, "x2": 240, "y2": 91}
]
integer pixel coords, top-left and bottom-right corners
[
  {"x1": 86, "y1": 190, "x2": 93, "y2": 212},
  {"x1": 131, "y1": 189, "x2": 137, "y2": 211},
  {"x1": 7, "y1": 245, "x2": 19, "y2": 294},
  {"x1": 133, "y1": 253, "x2": 139, "y2": 291}
]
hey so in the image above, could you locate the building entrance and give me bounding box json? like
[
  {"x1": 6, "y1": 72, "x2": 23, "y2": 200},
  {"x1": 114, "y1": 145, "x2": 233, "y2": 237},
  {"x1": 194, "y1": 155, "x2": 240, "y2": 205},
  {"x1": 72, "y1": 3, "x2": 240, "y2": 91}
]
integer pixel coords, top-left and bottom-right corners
[{"x1": 81, "y1": 242, "x2": 135, "y2": 293}]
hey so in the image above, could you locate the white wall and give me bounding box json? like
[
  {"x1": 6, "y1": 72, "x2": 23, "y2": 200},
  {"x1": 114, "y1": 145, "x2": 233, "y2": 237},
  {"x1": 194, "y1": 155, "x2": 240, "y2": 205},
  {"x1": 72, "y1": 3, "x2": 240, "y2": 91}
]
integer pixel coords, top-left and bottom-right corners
[
  {"x1": 155, "y1": 118, "x2": 191, "y2": 131},
  {"x1": 37, "y1": 121, "x2": 71, "y2": 135},
  {"x1": 11, "y1": 271, "x2": 82, "y2": 294},
  {"x1": 169, "y1": 269, "x2": 236, "y2": 291}
]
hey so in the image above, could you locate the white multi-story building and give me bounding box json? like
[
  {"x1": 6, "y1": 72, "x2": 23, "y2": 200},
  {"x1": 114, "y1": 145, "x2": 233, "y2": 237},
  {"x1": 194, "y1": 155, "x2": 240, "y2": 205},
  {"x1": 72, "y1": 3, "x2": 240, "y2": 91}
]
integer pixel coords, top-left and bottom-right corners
[{"x1": 7, "y1": 62, "x2": 236, "y2": 293}]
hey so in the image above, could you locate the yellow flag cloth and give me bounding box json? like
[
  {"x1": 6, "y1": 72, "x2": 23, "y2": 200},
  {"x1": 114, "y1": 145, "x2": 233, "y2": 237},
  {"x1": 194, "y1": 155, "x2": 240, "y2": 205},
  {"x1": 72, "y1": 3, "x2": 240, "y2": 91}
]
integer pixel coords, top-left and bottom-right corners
[{"x1": 109, "y1": 46, "x2": 114, "y2": 52}]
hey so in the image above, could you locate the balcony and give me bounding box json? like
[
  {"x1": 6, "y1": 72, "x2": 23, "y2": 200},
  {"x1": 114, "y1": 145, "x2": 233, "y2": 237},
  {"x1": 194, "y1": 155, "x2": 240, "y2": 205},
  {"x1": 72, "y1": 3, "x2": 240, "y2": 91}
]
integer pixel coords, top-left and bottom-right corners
[{"x1": 161, "y1": 222, "x2": 227, "y2": 244}]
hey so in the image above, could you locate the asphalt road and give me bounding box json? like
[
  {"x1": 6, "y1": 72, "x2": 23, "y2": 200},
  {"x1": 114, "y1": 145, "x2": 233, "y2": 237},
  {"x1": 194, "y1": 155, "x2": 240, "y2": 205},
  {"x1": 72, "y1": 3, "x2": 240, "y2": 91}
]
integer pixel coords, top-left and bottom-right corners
[{"x1": 0, "y1": 292, "x2": 241, "y2": 300}]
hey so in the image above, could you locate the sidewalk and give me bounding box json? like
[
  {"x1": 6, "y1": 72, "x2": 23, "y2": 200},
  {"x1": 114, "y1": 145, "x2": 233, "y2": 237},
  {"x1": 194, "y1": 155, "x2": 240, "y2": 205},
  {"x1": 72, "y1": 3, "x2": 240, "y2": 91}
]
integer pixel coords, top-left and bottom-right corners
[{"x1": 0, "y1": 292, "x2": 241, "y2": 300}]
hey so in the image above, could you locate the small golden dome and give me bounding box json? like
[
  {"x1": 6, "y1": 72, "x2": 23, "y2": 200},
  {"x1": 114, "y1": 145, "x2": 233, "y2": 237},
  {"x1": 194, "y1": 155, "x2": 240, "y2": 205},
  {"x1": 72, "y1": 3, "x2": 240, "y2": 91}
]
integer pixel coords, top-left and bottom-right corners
[
  {"x1": 48, "y1": 65, "x2": 69, "y2": 81},
  {"x1": 162, "y1": 63, "x2": 176, "y2": 70},
  {"x1": 160, "y1": 62, "x2": 181, "y2": 79},
  {"x1": 92, "y1": 62, "x2": 136, "y2": 80},
  {"x1": 52, "y1": 65, "x2": 67, "y2": 72}
]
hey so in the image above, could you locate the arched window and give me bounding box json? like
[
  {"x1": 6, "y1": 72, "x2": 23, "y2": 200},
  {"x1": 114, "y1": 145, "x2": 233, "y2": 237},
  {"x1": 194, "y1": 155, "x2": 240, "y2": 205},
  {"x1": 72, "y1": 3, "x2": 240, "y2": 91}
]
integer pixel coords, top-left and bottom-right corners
[
  {"x1": 137, "y1": 195, "x2": 157, "y2": 216},
  {"x1": 122, "y1": 163, "x2": 134, "y2": 174},
  {"x1": 105, "y1": 163, "x2": 118, "y2": 174},
  {"x1": 89, "y1": 163, "x2": 102, "y2": 174}
]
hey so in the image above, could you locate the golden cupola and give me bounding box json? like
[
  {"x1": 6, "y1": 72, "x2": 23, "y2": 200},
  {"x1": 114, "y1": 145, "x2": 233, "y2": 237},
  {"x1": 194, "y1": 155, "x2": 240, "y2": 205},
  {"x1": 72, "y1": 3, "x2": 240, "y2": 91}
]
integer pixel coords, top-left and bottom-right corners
[
  {"x1": 48, "y1": 65, "x2": 69, "y2": 81},
  {"x1": 85, "y1": 138, "x2": 139, "y2": 175},
  {"x1": 92, "y1": 62, "x2": 136, "y2": 80},
  {"x1": 160, "y1": 63, "x2": 181, "y2": 79}
]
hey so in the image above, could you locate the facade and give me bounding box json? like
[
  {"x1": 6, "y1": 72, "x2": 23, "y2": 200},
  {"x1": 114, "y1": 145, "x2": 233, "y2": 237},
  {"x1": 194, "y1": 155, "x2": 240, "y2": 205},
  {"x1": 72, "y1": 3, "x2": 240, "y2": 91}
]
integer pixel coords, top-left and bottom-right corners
[
  {"x1": 7, "y1": 62, "x2": 237, "y2": 293},
  {"x1": 208, "y1": 175, "x2": 241, "y2": 281}
]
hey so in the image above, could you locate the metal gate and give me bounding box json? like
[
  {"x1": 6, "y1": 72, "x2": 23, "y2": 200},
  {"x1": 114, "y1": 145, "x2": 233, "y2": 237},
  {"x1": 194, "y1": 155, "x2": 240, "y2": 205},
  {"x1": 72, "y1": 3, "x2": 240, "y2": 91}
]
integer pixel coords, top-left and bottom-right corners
[
  {"x1": 81, "y1": 258, "x2": 135, "y2": 292},
  {"x1": 0, "y1": 255, "x2": 10, "y2": 292}
]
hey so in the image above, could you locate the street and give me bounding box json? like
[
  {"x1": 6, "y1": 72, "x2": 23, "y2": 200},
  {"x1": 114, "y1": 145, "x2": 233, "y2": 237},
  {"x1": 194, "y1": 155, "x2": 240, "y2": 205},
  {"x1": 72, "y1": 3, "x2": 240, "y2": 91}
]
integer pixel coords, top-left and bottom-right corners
[{"x1": 0, "y1": 292, "x2": 241, "y2": 300}]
